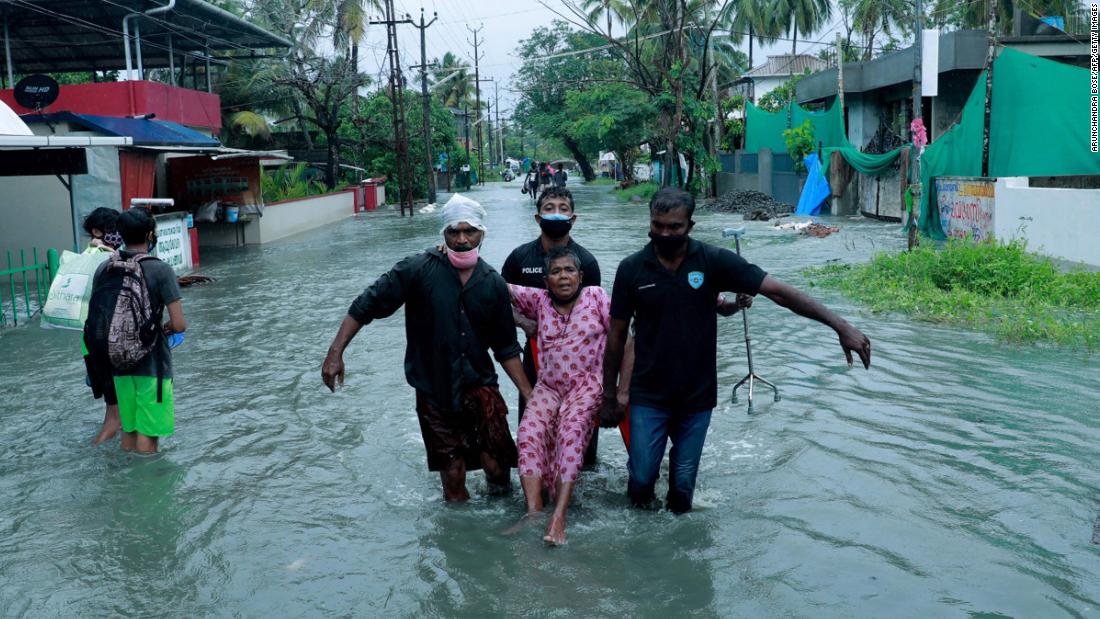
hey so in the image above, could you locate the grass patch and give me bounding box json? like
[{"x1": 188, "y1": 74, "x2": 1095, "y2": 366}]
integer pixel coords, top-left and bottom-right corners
[
  {"x1": 586, "y1": 177, "x2": 619, "y2": 186},
  {"x1": 614, "y1": 181, "x2": 659, "y2": 203},
  {"x1": 805, "y1": 238, "x2": 1100, "y2": 350}
]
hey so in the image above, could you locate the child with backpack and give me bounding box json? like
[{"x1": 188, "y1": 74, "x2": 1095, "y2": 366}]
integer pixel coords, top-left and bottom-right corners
[{"x1": 84, "y1": 208, "x2": 187, "y2": 454}]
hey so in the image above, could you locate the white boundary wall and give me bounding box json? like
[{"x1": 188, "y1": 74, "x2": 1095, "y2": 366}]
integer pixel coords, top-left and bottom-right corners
[
  {"x1": 259, "y1": 190, "x2": 355, "y2": 244},
  {"x1": 994, "y1": 177, "x2": 1100, "y2": 267}
]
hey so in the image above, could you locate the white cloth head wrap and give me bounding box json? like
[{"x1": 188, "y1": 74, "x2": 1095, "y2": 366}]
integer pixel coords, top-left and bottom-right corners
[{"x1": 440, "y1": 193, "x2": 487, "y2": 235}]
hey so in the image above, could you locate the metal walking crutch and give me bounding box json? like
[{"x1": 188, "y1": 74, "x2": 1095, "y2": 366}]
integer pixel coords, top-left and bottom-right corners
[{"x1": 722, "y1": 226, "x2": 779, "y2": 413}]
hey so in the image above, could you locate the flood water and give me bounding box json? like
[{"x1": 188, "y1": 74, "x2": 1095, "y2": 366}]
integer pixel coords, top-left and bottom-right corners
[{"x1": 2, "y1": 181, "x2": 1099, "y2": 617}]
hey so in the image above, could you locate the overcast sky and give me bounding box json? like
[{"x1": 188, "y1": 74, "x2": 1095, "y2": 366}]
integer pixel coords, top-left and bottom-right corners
[{"x1": 355, "y1": 0, "x2": 845, "y2": 117}]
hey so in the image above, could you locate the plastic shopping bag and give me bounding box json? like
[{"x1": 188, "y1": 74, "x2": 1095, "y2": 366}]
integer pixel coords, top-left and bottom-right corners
[{"x1": 41, "y1": 248, "x2": 112, "y2": 330}]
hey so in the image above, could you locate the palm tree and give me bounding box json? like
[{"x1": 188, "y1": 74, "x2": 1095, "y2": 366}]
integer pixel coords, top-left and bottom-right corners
[
  {"x1": 580, "y1": 0, "x2": 632, "y2": 36},
  {"x1": 843, "y1": 0, "x2": 908, "y2": 59},
  {"x1": 334, "y1": 0, "x2": 383, "y2": 72},
  {"x1": 431, "y1": 52, "x2": 472, "y2": 109},
  {"x1": 730, "y1": 0, "x2": 782, "y2": 70},
  {"x1": 771, "y1": 0, "x2": 831, "y2": 61}
]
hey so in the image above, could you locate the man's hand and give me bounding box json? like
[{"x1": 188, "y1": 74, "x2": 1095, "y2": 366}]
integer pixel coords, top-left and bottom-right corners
[
  {"x1": 717, "y1": 293, "x2": 753, "y2": 317},
  {"x1": 837, "y1": 324, "x2": 871, "y2": 369},
  {"x1": 321, "y1": 350, "x2": 346, "y2": 392},
  {"x1": 521, "y1": 386, "x2": 535, "y2": 403},
  {"x1": 598, "y1": 394, "x2": 625, "y2": 428}
]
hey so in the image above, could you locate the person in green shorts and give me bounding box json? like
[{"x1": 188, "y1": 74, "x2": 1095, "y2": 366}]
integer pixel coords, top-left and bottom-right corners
[
  {"x1": 91, "y1": 208, "x2": 187, "y2": 454},
  {"x1": 79, "y1": 207, "x2": 125, "y2": 445}
]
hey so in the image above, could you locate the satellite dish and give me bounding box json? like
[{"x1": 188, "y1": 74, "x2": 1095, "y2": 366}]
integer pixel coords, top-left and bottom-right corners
[{"x1": 13, "y1": 74, "x2": 60, "y2": 111}]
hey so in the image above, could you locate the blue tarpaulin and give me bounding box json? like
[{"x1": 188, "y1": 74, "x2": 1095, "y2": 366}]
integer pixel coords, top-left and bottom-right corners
[
  {"x1": 795, "y1": 153, "x2": 831, "y2": 216},
  {"x1": 22, "y1": 112, "x2": 221, "y2": 147}
]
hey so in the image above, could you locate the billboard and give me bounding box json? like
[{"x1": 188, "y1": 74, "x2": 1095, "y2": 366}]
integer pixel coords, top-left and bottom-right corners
[{"x1": 936, "y1": 177, "x2": 995, "y2": 241}]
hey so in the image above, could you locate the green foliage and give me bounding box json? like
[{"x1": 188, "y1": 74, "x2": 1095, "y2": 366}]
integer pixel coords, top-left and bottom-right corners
[
  {"x1": 757, "y1": 73, "x2": 809, "y2": 112},
  {"x1": 339, "y1": 89, "x2": 461, "y2": 200},
  {"x1": 721, "y1": 95, "x2": 746, "y2": 151},
  {"x1": 614, "y1": 181, "x2": 659, "y2": 203},
  {"x1": 262, "y1": 163, "x2": 328, "y2": 203},
  {"x1": 805, "y1": 239, "x2": 1100, "y2": 350},
  {"x1": 783, "y1": 119, "x2": 815, "y2": 174},
  {"x1": 565, "y1": 83, "x2": 654, "y2": 180},
  {"x1": 514, "y1": 21, "x2": 621, "y2": 178}
]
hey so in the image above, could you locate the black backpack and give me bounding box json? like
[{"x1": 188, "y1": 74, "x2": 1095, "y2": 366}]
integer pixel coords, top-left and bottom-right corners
[{"x1": 84, "y1": 253, "x2": 161, "y2": 372}]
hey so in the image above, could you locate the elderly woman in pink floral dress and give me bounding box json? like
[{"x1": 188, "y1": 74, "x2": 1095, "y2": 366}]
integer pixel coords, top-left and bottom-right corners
[{"x1": 508, "y1": 246, "x2": 610, "y2": 545}]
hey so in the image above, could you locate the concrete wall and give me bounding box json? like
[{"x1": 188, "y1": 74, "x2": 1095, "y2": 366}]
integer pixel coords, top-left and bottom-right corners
[
  {"x1": 995, "y1": 177, "x2": 1100, "y2": 266},
  {"x1": 198, "y1": 190, "x2": 355, "y2": 248},
  {"x1": 0, "y1": 174, "x2": 74, "y2": 259},
  {"x1": 260, "y1": 190, "x2": 355, "y2": 244}
]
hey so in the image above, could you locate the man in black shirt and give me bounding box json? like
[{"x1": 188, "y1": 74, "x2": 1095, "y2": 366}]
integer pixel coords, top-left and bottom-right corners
[
  {"x1": 323, "y1": 195, "x2": 534, "y2": 502},
  {"x1": 502, "y1": 186, "x2": 603, "y2": 465},
  {"x1": 600, "y1": 188, "x2": 871, "y2": 514}
]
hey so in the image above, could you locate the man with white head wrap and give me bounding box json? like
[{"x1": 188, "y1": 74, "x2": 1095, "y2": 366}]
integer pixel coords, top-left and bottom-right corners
[{"x1": 322, "y1": 194, "x2": 534, "y2": 502}]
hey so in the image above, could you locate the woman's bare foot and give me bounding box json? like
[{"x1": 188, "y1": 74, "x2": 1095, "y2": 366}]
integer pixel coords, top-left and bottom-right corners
[
  {"x1": 543, "y1": 513, "x2": 567, "y2": 546},
  {"x1": 93, "y1": 408, "x2": 121, "y2": 445},
  {"x1": 503, "y1": 512, "x2": 543, "y2": 536}
]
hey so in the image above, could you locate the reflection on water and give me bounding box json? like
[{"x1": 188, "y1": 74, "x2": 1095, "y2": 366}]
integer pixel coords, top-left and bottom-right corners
[{"x1": 1, "y1": 182, "x2": 1099, "y2": 616}]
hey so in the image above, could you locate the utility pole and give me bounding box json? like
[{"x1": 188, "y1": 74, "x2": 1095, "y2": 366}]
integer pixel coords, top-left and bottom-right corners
[
  {"x1": 913, "y1": 0, "x2": 923, "y2": 138},
  {"x1": 837, "y1": 31, "x2": 846, "y2": 115},
  {"x1": 463, "y1": 103, "x2": 472, "y2": 190},
  {"x1": 494, "y1": 82, "x2": 502, "y2": 165},
  {"x1": 486, "y1": 99, "x2": 493, "y2": 171},
  {"x1": 371, "y1": 1, "x2": 414, "y2": 216},
  {"x1": 468, "y1": 25, "x2": 486, "y2": 185},
  {"x1": 909, "y1": 0, "x2": 922, "y2": 249},
  {"x1": 411, "y1": 8, "x2": 438, "y2": 204},
  {"x1": 980, "y1": 0, "x2": 997, "y2": 177}
]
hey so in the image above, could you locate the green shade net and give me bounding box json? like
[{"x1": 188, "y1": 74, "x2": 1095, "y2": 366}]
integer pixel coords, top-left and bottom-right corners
[
  {"x1": 821, "y1": 144, "x2": 908, "y2": 176},
  {"x1": 919, "y1": 48, "x2": 1100, "y2": 239},
  {"x1": 744, "y1": 99, "x2": 846, "y2": 154}
]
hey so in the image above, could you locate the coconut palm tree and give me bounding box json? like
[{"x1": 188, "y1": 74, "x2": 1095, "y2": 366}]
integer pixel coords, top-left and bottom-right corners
[
  {"x1": 431, "y1": 52, "x2": 472, "y2": 109},
  {"x1": 771, "y1": 0, "x2": 831, "y2": 61},
  {"x1": 729, "y1": 0, "x2": 782, "y2": 70},
  {"x1": 842, "y1": 0, "x2": 909, "y2": 59}
]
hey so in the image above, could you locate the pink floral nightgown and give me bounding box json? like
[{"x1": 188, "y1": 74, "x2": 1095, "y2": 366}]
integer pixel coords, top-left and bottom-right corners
[{"x1": 509, "y1": 284, "x2": 610, "y2": 495}]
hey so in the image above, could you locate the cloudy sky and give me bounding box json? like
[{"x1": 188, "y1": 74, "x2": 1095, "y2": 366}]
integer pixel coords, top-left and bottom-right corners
[{"x1": 355, "y1": 0, "x2": 847, "y2": 116}]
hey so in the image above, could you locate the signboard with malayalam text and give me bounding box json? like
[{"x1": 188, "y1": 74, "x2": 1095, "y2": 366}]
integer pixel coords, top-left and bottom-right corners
[
  {"x1": 936, "y1": 177, "x2": 995, "y2": 242},
  {"x1": 153, "y1": 213, "x2": 193, "y2": 276}
]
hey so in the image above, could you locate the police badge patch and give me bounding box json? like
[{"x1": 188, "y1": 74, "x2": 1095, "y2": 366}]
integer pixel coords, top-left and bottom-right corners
[{"x1": 687, "y1": 271, "x2": 704, "y2": 289}]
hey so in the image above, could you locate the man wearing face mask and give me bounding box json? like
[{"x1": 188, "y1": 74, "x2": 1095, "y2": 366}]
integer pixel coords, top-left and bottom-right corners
[
  {"x1": 501, "y1": 186, "x2": 603, "y2": 465},
  {"x1": 600, "y1": 188, "x2": 872, "y2": 514},
  {"x1": 322, "y1": 194, "x2": 534, "y2": 502}
]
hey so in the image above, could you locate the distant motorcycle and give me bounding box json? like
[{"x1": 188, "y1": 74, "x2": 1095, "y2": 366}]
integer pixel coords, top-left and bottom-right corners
[{"x1": 501, "y1": 169, "x2": 515, "y2": 182}]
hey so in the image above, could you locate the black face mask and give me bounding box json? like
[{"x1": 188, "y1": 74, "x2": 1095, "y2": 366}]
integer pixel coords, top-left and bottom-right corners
[
  {"x1": 649, "y1": 231, "x2": 688, "y2": 258},
  {"x1": 147, "y1": 233, "x2": 158, "y2": 253},
  {"x1": 538, "y1": 216, "x2": 573, "y2": 240}
]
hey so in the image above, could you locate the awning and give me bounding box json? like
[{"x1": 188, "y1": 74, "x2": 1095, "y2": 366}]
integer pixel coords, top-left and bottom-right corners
[
  {"x1": 0, "y1": 135, "x2": 132, "y2": 148},
  {"x1": 1, "y1": 0, "x2": 293, "y2": 74},
  {"x1": 21, "y1": 112, "x2": 220, "y2": 147},
  {"x1": 130, "y1": 145, "x2": 292, "y2": 161}
]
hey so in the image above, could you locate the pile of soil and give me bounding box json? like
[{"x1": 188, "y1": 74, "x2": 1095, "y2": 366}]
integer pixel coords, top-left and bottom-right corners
[
  {"x1": 803, "y1": 223, "x2": 840, "y2": 238},
  {"x1": 709, "y1": 190, "x2": 793, "y2": 221}
]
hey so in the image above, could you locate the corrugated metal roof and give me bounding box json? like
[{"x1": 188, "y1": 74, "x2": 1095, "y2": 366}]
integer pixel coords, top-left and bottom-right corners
[
  {"x1": 744, "y1": 54, "x2": 829, "y2": 78},
  {"x1": 0, "y1": 0, "x2": 291, "y2": 74}
]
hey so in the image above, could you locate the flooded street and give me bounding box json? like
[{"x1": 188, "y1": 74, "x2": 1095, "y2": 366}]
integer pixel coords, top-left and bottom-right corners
[{"x1": 2, "y1": 181, "x2": 1099, "y2": 617}]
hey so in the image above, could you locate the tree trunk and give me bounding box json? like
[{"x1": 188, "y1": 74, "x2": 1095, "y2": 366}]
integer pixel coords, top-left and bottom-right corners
[
  {"x1": 324, "y1": 128, "x2": 340, "y2": 189},
  {"x1": 619, "y1": 150, "x2": 637, "y2": 182},
  {"x1": 792, "y1": 23, "x2": 798, "y2": 57},
  {"x1": 563, "y1": 137, "x2": 596, "y2": 181},
  {"x1": 685, "y1": 151, "x2": 696, "y2": 191},
  {"x1": 292, "y1": 98, "x2": 314, "y2": 150}
]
